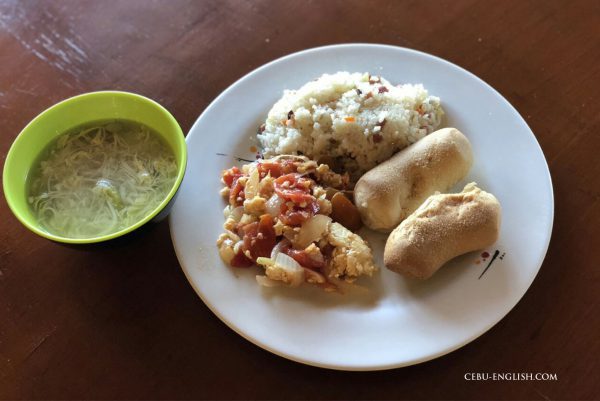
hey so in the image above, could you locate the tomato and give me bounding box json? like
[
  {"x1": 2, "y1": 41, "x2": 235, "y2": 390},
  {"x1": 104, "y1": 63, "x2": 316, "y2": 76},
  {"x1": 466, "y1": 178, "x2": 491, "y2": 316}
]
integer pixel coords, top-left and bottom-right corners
[
  {"x1": 286, "y1": 248, "x2": 325, "y2": 270},
  {"x1": 223, "y1": 166, "x2": 246, "y2": 206},
  {"x1": 279, "y1": 201, "x2": 319, "y2": 226},
  {"x1": 239, "y1": 214, "x2": 277, "y2": 261},
  {"x1": 274, "y1": 174, "x2": 314, "y2": 204},
  {"x1": 257, "y1": 159, "x2": 296, "y2": 178},
  {"x1": 229, "y1": 176, "x2": 245, "y2": 206},
  {"x1": 257, "y1": 161, "x2": 282, "y2": 178},
  {"x1": 273, "y1": 173, "x2": 320, "y2": 226},
  {"x1": 230, "y1": 251, "x2": 254, "y2": 267},
  {"x1": 222, "y1": 166, "x2": 242, "y2": 187},
  {"x1": 279, "y1": 208, "x2": 311, "y2": 226}
]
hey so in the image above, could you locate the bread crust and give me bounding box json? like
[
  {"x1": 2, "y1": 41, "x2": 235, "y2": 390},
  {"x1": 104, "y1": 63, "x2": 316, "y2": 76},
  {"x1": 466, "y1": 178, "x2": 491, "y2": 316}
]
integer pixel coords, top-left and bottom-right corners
[
  {"x1": 383, "y1": 183, "x2": 501, "y2": 279},
  {"x1": 354, "y1": 128, "x2": 473, "y2": 232}
]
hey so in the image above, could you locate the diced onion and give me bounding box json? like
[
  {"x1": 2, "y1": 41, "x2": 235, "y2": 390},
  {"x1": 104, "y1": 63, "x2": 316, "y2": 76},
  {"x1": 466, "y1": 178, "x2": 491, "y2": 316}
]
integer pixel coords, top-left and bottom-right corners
[
  {"x1": 233, "y1": 240, "x2": 244, "y2": 254},
  {"x1": 255, "y1": 275, "x2": 281, "y2": 287},
  {"x1": 256, "y1": 256, "x2": 273, "y2": 267},
  {"x1": 303, "y1": 268, "x2": 326, "y2": 284},
  {"x1": 274, "y1": 252, "x2": 301, "y2": 269},
  {"x1": 265, "y1": 194, "x2": 284, "y2": 217},
  {"x1": 295, "y1": 214, "x2": 332, "y2": 249},
  {"x1": 257, "y1": 253, "x2": 305, "y2": 287},
  {"x1": 224, "y1": 229, "x2": 240, "y2": 242},
  {"x1": 229, "y1": 206, "x2": 244, "y2": 222},
  {"x1": 218, "y1": 241, "x2": 235, "y2": 264},
  {"x1": 245, "y1": 166, "x2": 260, "y2": 199},
  {"x1": 274, "y1": 253, "x2": 304, "y2": 287},
  {"x1": 270, "y1": 238, "x2": 291, "y2": 259}
]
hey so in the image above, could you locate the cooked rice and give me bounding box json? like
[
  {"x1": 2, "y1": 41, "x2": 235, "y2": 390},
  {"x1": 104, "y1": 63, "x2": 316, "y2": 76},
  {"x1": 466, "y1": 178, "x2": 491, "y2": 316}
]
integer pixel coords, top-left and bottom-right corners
[{"x1": 258, "y1": 71, "x2": 444, "y2": 179}]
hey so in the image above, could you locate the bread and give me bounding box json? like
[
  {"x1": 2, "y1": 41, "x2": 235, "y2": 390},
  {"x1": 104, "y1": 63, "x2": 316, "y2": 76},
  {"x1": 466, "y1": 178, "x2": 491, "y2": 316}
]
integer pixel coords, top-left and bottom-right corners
[
  {"x1": 383, "y1": 183, "x2": 501, "y2": 279},
  {"x1": 354, "y1": 127, "x2": 473, "y2": 232}
]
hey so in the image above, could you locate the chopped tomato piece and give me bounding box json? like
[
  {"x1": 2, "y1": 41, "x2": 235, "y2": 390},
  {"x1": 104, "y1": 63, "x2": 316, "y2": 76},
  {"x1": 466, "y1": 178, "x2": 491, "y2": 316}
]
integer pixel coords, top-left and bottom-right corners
[
  {"x1": 238, "y1": 221, "x2": 257, "y2": 238},
  {"x1": 239, "y1": 215, "x2": 277, "y2": 261},
  {"x1": 279, "y1": 201, "x2": 319, "y2": 226},
  {"x1": 222, "y1": 166, "x2": 242, "y2": 187},
  {"x1": 286, "y1": 248, "x2": 325, "y2": 270},
  {"x1": 274, "y1": 173, "x2": 314, "y2": 204},
  {"x1": 257, "y1": 159, "x2": 297, "y2": 178},
  {"x1": 279, "y1": 208, "x2": 312, "y2": 226},
  {"x1": 230, "y1": 251, "x2": 254, "y2": 267},
  {"x1": 257, "y1": 161, "x2": 282, "y2": 178},
  {"x1": 255, "y1": 214, "x2": 277, "y2": 258},
  {"x1": 229, "y1": 176, "x2": 245, "y2": 206}
]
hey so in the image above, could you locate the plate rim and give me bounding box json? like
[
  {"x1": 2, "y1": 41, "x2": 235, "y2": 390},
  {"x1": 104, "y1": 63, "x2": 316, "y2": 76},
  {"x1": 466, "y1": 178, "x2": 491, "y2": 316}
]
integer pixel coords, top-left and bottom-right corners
[{"x1": 169, "y1": 43, "x2": 555, "y2": 371}]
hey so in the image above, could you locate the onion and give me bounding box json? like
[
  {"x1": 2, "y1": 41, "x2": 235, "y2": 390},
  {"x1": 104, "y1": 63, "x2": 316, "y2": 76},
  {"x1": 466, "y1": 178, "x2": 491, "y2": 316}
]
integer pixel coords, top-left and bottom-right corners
[
  {"x1": 258, "y1": 251, "x2": 305, "y2": 287},
  {"x1": 255, "y1": 275, "x2": 281, "y2": 288},
  {"x1": 303, "y1": 268, "x2": 326, "y2": 284},
  {"x1": 274, "y1": 252, "x2": 304, "y2": 287},
  {"x1": 256, "y1": 256, "x2": 272, "y2": 266},
  {"x1": 295, "y1": 214, "x2": 332, "y2": 249},
  {"x1": 245, "y1": 166, "x2": 260, "y2": 199},
  {"x1": 233, "y1": 240, "x2": 244, "y2": 254},
  {"x1": 265, "y1": 194, "x2": 284, "y2": 217},
  {"x1": 273, "y1": 252, "x2": 304, "y2": 287},
  {"x1": 270, "y1": 238, "x2": 291, "y2": 259},
  {"x1": 218, "y1": 239, "x2": 235, "y2": 264},
  {"x1": 275, "y1": 252, "x2": 301, "y2": 268},
  {"x1": 229, "y1": 206, "x2": 244, "y2": 222},
  {"x1": 224, "y1": 229, "x2": 241, "y2": 242}
]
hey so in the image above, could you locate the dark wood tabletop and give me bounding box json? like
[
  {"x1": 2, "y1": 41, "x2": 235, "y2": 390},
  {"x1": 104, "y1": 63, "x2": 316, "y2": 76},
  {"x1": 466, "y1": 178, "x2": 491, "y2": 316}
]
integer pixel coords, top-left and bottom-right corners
[{"x1": 1, "y1": 0, "x2": 599, "y2": 399}]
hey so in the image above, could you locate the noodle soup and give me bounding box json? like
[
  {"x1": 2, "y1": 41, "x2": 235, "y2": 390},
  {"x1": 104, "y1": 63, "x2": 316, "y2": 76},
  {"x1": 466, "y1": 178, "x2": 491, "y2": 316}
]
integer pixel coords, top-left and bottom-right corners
[{"x1": 27, "y1": 120, "x2": 178, "y2": 239}]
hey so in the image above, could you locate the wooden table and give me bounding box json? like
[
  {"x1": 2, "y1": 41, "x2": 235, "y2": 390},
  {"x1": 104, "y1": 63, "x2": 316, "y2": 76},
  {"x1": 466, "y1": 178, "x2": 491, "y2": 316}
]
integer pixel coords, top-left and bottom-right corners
[{"x1": 1, "y1": 1, "x2": 598, "y2": 399}]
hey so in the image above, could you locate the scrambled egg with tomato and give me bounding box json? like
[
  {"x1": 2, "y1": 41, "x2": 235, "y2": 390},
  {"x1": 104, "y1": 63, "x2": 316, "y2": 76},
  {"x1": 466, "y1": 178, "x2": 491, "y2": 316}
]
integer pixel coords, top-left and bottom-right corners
[{"x1": 217, "y1": 155, "x2": 377, "y2": 290}]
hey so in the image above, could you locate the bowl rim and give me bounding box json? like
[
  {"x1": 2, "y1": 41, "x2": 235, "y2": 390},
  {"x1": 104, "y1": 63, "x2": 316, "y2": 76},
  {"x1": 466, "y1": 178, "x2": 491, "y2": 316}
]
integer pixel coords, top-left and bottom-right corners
[{"x1": 3, "y1": 90, "x2": 187, "y2": 244}]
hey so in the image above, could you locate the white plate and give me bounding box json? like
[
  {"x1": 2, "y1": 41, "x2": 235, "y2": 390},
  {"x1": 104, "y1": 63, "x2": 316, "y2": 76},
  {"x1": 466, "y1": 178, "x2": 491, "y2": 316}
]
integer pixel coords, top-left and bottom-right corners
[{"x1": 169, "y1": 44, "x2": 554, "y2": 370}]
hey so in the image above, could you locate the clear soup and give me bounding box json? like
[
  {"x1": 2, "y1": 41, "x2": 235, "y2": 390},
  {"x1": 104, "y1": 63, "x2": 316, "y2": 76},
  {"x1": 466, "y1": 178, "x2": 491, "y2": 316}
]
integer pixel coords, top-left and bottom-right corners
[{"x1": 27, "y1": 119, "x2": 178, "y2": 239}]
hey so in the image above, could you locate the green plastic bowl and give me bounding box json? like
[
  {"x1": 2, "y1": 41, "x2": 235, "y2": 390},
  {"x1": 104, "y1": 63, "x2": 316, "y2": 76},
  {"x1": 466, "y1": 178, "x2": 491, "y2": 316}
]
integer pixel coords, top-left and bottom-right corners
[{"x1": 3, "y1": 91, "x2": 187, "y2": 244}]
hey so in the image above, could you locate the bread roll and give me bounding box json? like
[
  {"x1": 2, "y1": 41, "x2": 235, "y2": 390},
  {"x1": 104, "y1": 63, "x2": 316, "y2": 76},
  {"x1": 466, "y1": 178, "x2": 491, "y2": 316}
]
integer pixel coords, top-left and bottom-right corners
[
  {"x1": 384, "y1": 183, "x2": 501, "y2": 279},
  {"x1": 354, "y1": 128, "x2": 473, "y2": 232}
]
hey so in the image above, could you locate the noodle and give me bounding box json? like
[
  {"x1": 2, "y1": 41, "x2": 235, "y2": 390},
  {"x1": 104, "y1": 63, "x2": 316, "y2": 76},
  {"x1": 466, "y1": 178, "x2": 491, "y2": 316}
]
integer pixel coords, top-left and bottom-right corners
[{"x1": 27, "y1": 120, "x2": 177, "y2": 239}]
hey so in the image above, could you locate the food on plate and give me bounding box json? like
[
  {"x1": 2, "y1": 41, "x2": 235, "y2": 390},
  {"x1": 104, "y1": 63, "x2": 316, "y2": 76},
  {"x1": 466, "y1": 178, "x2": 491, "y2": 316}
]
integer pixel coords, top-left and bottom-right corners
[
  {"x1": 257, "y1": 71, "x2": 444, "y2": 180},
  {"x1": 329, "y1": 191, "x2": 363, "y2": 232},
  {"x1": 354, "y1": 127, "x2": 473, "y2": 233},
  {"x1": 216, "y1": 155, "x2": 376, "y2": 290},
  {"x1": 384, "y1": 183, "x2": 501, "y2": 279},
  {"x1": 27, "y1": 120, "x2": 177, "y2": 238}
]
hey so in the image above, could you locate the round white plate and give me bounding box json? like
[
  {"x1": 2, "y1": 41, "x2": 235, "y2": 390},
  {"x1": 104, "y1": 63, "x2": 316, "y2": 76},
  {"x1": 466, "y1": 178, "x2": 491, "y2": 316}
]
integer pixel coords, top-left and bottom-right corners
[{"x1": 169, "y1": 44, "x2": 553, "y2": 370}]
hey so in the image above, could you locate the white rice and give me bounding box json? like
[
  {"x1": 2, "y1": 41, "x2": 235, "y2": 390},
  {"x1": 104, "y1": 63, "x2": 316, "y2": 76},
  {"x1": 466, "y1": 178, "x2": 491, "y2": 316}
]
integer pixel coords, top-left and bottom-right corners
[{"x1": 257, "y1": 71, "x2": 444, "y2": 179}]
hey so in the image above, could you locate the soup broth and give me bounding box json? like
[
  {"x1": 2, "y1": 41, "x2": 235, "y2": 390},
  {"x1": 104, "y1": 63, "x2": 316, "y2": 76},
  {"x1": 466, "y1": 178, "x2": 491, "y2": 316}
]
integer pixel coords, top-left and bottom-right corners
[{"x1": 27, "y1": 119, "x2": 178, "y2": 239}]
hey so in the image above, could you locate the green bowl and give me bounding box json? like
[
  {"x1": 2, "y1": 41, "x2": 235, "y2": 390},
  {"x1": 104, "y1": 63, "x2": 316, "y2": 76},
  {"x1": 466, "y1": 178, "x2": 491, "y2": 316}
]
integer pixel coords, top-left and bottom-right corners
[{"x1": 3, "y1": 91, "x2": 187, "y2": 244}]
